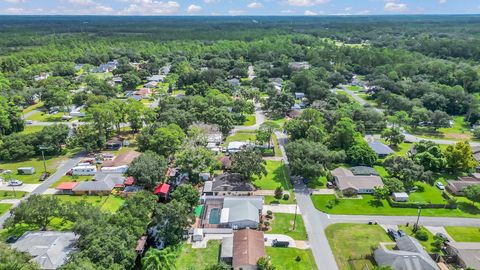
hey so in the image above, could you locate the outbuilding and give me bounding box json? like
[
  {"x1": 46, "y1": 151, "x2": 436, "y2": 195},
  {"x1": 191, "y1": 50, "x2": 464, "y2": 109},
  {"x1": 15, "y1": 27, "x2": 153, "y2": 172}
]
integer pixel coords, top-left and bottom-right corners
[
  {"x1": 392, "y1": 192, "x2": 409, "y2": 202},
  {"x1": 17, "y1": 167, "x2": 35, "y2": 175}
]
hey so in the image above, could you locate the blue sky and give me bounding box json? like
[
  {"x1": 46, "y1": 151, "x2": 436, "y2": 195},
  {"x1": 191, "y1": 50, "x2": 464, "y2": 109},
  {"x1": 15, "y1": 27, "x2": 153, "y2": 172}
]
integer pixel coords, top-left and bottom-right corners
[{"x1": 0, "y1": 0, "x2": 479, "y2": 16}]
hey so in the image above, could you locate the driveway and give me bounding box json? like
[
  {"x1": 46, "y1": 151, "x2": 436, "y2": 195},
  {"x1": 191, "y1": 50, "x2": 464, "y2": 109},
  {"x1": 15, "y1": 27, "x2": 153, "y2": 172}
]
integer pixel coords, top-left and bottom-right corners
[
  {"x1": 0, "y1": 151, "x2": 86, "y2": 229},
  {"x1": 233, "y1": 103, "x2": 265, "y2": 132},
  {"x1": 0, "y1": 183, "x2": 41, "y2": 192},
  {"x1": 263, "y1": 204, "x2": 300, "y2": 214},
  {"x1": 424, "y1": 226, "x2": 455, "y2": 242}
]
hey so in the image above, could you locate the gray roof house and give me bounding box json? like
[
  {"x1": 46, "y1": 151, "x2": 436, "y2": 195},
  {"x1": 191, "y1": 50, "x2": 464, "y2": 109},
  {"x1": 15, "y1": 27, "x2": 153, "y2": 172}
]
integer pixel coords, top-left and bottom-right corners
[
  {"x1": 72, "y1": 172, "x2": 125, "y2": 195},
  {"x1": 12, "y1": 231, "x2": 78, "y2": 270},
  {"x1": 331, "y1": 168, "x2": 383, "y2": 195},
  {"x1": 446, "y1": 242, "x2": 480, "y2": 270},
  {"x1": 220, "y1": 197, "x2": 263, "y2": 229},
  {"x1": 368, "y1": 140, "x2": 395, "y2": 157},
  {"x1": 374, "y1": 236, "x2": 439, "y2": 270},
  {"x1": 203, "y1": 173, "x2": 255, "y2": 196}
]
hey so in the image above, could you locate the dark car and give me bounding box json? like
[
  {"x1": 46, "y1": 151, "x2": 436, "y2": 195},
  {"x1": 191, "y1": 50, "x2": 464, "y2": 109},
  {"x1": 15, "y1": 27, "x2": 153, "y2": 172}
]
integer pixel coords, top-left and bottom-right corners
[
  {"x1": 387, "y1": 228, "x2": 400, "y2": 241},
  {"x1": 5, "y1": 235, "x2": 18, "y2": 243},
  {"x1": 397, "y1": 230, "x2": 406, "y2": 237},
  {"x1": 436, "y1": 233, "x2": 450, "y2": 242},
  {"x1": 39, "y1": 172, "x2": 51, "y2": 181},
  {"x1": 272, "y1": 239, "x2": 290, "y2": 248}
]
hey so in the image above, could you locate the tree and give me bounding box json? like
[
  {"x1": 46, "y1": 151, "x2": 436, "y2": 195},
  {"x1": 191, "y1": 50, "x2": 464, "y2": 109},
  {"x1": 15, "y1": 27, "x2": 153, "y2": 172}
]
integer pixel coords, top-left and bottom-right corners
[
  {"x1": 175, "y1": 146, "x2": 215, "y2": 183},
  {"x1": 126, "y1": 99, "x2": 147, "y2": 132},
  {"x1": 444, "y1": 141, "x2": 476, "y2": 173},
  {"x1": 284, "y1": 108, "x2": 325, "y2": 141},
  {"x1": 68, "y1": 123, "x2": 106, "y2": 153},
  {"x1": 204, "y1": 262, "x2": 231, "y2": 270},
  {"x1": 346, "y1": 142, "x2": 377, "y2": 166},
  {"x1": 127, "y1": 151, "x2": 168, "y2": 190},
  {"x1": 274, "y1": 187, "x2": 283, "y2": 199},
  {"x1": 256, "y1": 121, "x2": 280, "y2": 149},
  {"x1": 229, "y1": 148, "x2": 267, "y2": 181},
  {"x1": 373, "y1": 186, "x2": 390, "y2": 201},
  {"x1": 0, "y1": 242, "x2": 39, "y2": 270},
  {"x1": 285, "y1": 139, "x2": 345, "y2": 180},
  {"x1": 329, "y1": 118, "x2": 358, "y2": 150},
  {"x1": 411, "y1": 141, "x2": 446, "y2": 172},
  {"x1": 141, "y1": 246, "x2": 178, "y2": 270},
  {"x1": 381, "y1": 128, "x2": 405, "y2": 147},
  {"x1": 171, "y1": 184, "x2": 200, "y2": 210},
  {"x1": 257, "y1": 257, "x2": 276, "y2": 270},
  {"x1": 263, "y1": 91, "x2": 294, "y2": 118},
  {"x1": 36, "y1": 124, "x2": 69, "y2": 154},
  {"x1": 150, "y1": 201, "x2": 192, "y2": 246},
  {"x1": 383, "y1": 156, "x2": 426, "y2": 191},
  {"x1": 5, "y1": 195, "x2": 63, "y2": 230},
  {"x1": 384, "y1": 177, "x2": 405, "y2": 192},
  {"x1": 137, "y1": 124, "x2": 186, "y2": 157},
  {"x1": 464, "y1": 185, "x2": 480, "y2": 205},
  {"x1": 122, "y1": 72, "x2": 141, "y2": 91}
]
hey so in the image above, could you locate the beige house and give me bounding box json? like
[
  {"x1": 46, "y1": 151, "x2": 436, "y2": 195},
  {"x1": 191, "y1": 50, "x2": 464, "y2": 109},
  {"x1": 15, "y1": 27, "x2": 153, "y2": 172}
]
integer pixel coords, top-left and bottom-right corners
[{"x1": 331, "y1": 168, "x2": 384, "y2": 195}]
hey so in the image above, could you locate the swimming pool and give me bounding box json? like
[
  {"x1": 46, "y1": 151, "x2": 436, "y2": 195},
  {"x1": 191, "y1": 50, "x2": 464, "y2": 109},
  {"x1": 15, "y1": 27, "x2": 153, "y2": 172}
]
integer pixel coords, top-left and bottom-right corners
[{"x1": 208, "y1": 208, "x2": 221, "y2": 224}]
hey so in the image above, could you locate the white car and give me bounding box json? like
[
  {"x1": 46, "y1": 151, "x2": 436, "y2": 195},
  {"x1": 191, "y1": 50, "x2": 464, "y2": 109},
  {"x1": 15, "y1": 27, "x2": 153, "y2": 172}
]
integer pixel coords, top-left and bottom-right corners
[
  {"x1": 435, "y1": 182, "x2": 445, "y2": 190},
  {"x1": 8, "y1": 179, "x2": 23, "y2": 186}
]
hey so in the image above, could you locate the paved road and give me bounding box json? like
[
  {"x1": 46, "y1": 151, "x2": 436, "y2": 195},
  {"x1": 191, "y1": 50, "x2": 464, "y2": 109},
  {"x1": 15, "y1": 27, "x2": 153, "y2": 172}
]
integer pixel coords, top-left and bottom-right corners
[
  {"x1": 325, "y1": 214, "x2": 480, "y2": 227},
  {"x1": 0, "y1": 151, "x2": 86, "y2": 229},
  {"x1": 233, "y1": 103, "x2": 266, "y2": 132}
]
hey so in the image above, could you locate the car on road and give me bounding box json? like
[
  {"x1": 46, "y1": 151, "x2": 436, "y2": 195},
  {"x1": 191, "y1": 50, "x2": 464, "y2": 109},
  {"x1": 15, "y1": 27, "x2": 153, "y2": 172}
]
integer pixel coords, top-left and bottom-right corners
[
  {"x1": 435, "y1": 182, "x2": 445, "y2": 190},
  {"x1": 387, "y1": 228, "x2": 400, "y2": 241},
  {"x1": 8, "y1": 179, "x2": 23, "y2": 186},
  {"x1": 436, "y1": 233, "x2": 450, "y2": 242},
  {"x1": 39, "y1": 172, "x2": 51, "y2": 181},
  {"x1": 25, "y1": 120, "x2": 33, "y2": 125}
]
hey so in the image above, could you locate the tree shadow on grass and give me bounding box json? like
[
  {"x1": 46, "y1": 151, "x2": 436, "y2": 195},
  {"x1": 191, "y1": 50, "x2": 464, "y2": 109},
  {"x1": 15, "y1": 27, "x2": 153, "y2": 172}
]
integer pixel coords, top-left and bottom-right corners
[
  {"x1": 368, "y1": 199, "x2": 384, "y2": 208},
  {"x1": 271, "y1": 164, "x2": 291, "y2": 189},
  {"x1": 457, "y1": 202, "x2": 480, "y2": 215}
]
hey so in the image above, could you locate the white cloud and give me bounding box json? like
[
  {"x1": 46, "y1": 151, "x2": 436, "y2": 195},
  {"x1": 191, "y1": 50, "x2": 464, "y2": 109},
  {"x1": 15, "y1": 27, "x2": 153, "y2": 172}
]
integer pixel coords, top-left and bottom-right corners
[
  {"x1": 187, "y1": 4, "x2": 202, "y2": 13},
  {"x1": 304, "y1": 10, "x2": 317, "y2": 15},
  {"x1": 439, "y1": 0, "x2": 447, "y2": 3},
  {"x1": 204, "y1": 0, "x2": 218, "y2": 3},
  {"x1": 68, "y1": 0, "x2": 94, "y2": 5},
  {"x1": 2, "y1": 0, "x2": 25, "y2": 3},
  {"x1": 345, "y1": 6, "x2": 352, "y2": 12},
  {"x1": 120, "y1": 1, "x2": 180, "y2": 15},
  {"x1": 228, "y1": 9, "x2": 244, "y2": 15},
  {"x1": 287, "y1": 0, "x2": 329, "y2": 7},
  {"x1": 384, "y1": 2, "x2": 407, "y2": 12},
  {"x1": 247, "y1": 2, "x2": 263, "y2": 8}
]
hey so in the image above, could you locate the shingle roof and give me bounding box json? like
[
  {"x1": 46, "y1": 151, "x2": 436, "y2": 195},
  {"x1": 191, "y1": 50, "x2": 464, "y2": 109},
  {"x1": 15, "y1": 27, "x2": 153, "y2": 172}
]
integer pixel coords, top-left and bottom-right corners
[
  {"x1": 336, "y1": 175, "x2": 384, "y2": 191},
  {"x1": 232, "y1": 229, "x2": 265, "y2": 268},
  {"x1": 368, "y1": 141, "x2": 395, "y2": 155},
  {"x1": 208, "y1": 173, "x2": 255, "y2": 192},
  {"x1": 331, "y1": 168, "x2": 354, "y2": 178},
  {"x1": 72, "y1": 173, "x2": 125, "y2": 192}
]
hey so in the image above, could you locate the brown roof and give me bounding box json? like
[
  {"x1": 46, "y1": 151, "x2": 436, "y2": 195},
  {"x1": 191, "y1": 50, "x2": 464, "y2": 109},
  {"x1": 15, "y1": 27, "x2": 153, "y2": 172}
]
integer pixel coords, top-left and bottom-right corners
[
  {"x1": 331, "y1": 168, "x2": 354, "y2": 177},
  {"x1": 336, "y1": 175, "x2": 384, "y2": 191},
  {"x1": 232, "y1": 229, "x2": 265, "y2": 268},
  {"x1": 102, "y1": 150, "x2": 141, "y2": 167},
  {"x1": 447, "y1": 180, "x2": 480, "y2": 194}
]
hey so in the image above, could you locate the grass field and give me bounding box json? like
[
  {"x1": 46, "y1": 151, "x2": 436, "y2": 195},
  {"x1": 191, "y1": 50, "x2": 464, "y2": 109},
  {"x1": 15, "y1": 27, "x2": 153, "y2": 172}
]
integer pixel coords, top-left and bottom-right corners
[
  {"x1": 0, "y1": 154, "x2": 70, "y2": 184},
  {"x1": 408, "y1": 182, "x2": 447, "y2": 204},
  {"x1": 176, "y1": 240, "x2": 220, "y2": 269},
  {"x1": 0, "y1": 217, "x2": 73, "y2": 242},
  {"x1": 252, "y1": 160, "x2": 291, "y2": 190},
  {"x1": 0, "y1": 191, "x2": 28, "y2": 200},
  {"x1": 312, "y1": 194, "x2": 480, "y2": 217},
  {"x1": 272, "y1": 133, "x2": 282, "y2": 157},
  {"x1": 0, "y1": 203, "x2": 11, "y2": 215},
  {"x1": 266, "y1": 247, "x2": 317, "y2": 270},
  {"x1": 243, "y1": 115, "x2": 256, "y2": 126},
  {"x1": 445, "y1": 226, "x2": 480, "y2": 242},
  {"x1": 19, "y1": 125, "x2": 45, "y2": 134},
  {"x1": 437, "y1": 116, "x2": 472, "y2": 138},
  {"x1": 269, "y1": 213, "x2": 307, "y2": 240},
  {"x1": 53, "y1": 195, "x2": 125, "y2": 212},
  {"x1": 325, "y1": 224, "x2": 392, "y2": 270},
  {"x1": 224, "y1": 131, "x2": 256, "y2": 145},
  {"x1": 25, "y1": 111, "x2": 74, "y2": 122},
  {"x1": 264, "y1": 193, "x2": 295, "y2": 204},
  {"x1": 50, "y1": 175, "x2": 92, "y2": 188},
  {"x1": 22, "y1": 102, "x2": 44, "y2": 114},
  {"x1": 346, "y1": 85, "x2": 363, "y2": 91}
]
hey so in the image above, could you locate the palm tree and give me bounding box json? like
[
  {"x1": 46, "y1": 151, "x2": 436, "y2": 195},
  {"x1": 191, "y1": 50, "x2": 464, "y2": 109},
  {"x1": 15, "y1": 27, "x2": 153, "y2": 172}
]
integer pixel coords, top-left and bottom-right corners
[{"x1": 141, "y1": 246, "x2": 178, "y2": 270}]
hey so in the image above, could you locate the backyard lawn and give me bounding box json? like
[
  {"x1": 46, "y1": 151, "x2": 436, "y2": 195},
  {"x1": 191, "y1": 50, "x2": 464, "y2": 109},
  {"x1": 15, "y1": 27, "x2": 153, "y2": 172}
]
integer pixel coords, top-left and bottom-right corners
[
  {"x1": 269, "y1": 213, "x2": 307, "y2": 240},
  {"x1": 408, "y1": 182, "x2": 447, "y2": 204},
  {"x1": 311, "y1": 194, "x2": 480, "y2": 217},
  {"x1": 252, "y1": 160, "x2": 291, "y2": 190},
  {"x1": 444, "y1": 226, "x2": 480, "y2": 242},
  {"x1": 266, "y1": 247, "x2": 317, "y2": 270},
  {"x1": 0, "y1": 154, "x2": 70, "y2": 184},
  {"x1": 0, "y1": 191, "x2": 28, "y2": 200},
  {"x1": 325, "y1": 223, "x2": 392, "y2": 270},
  {"x1": 25, "y1": 110, "x2": 73, "y2": 122},
  {"x1": 224, "y1": 131, "x2": 256, "y2": 145},
  {"x1": 0, "y1": 203, "x2": 11, "y2": 215},
  {"x1": 243, "y1": 115, "x2": 256, "y2": 126},
  {"x1": 53, "y1": 195, "x2": 125, "y2": 212},
  {"x1": 437, "y1": 116, "x2": 472, "y2": 138},
  {"x1": 176, "y1": 240, "x2": 220, "y2": 269}
]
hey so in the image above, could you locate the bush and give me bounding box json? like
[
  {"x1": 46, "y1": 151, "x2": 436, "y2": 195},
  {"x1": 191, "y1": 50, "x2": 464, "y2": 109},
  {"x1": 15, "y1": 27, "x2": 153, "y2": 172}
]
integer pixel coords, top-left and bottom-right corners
[
  {"x1": 415, "y1": 230, "x2": 429, "y2": 241},
  {"x1": 282, "y1": 193, "x2": 290, "y2": 200},
  {"x1": 266, "y1": 210, "x2": 273, "y2": 216},
  {"x1": 295, "y1": 255, "x2": 301, "y2": 262},
  {"x1": 264, "y1": 221, "x2": 270, "y2": 227},
  {"x1": 274, "y1": 187, "x2": 283, "y2": 199}
]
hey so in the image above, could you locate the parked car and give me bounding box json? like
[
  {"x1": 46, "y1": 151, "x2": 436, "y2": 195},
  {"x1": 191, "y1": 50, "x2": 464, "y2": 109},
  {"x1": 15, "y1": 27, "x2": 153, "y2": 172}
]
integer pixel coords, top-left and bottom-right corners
[
  {"x1": 25, "y1": 120, "x2": 33, "y2": 125},
  {"x1": 368, "y1": 220, "x2": 378, "y2": 225},
  {"x1": 39, "y1": 172, "x2": 51, "y2": 181},
  {"x1": 5, "y1": 235, "x2": 18, "y2": 243},
  {"x1": 436, "y1": 233, "x2": 450, "y2": 242},
  {"x1": 435, "y1": 182, "x2": 445, "y2": 190},
  {"x1": 397, "y1": 230, "x2": 406, "y2": 237},
  {"x1": 387, "y1": 228, "x2": 400, "y2": 241},
  {"x1": 8, "y1": 179, "x2": 23, "y2": 186},
  {"x1": 272, "y1": 239, "x2": 289, "y2": 248},
  {"x1": 327, "y1": 181, "x2": 335, "y2": 189},
  {"x1": 66, "y1": 169, "x2": 73, "y2": 176},
  {"x1": 1, "y1": 170, "x2": 12, "y2": 174}
]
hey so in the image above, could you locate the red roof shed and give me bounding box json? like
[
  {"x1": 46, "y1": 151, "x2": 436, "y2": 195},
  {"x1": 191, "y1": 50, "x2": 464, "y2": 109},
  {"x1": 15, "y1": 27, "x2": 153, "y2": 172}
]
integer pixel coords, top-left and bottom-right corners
[
  {"x1": 154, "y1": 183, "x2": 170, "y2": 196},
  {"x1": 124, "y1": 176, "x2": 135, "y2": 186},
  {"x1": 56, "y1": 182, "x2": 79, "y2": 190}
]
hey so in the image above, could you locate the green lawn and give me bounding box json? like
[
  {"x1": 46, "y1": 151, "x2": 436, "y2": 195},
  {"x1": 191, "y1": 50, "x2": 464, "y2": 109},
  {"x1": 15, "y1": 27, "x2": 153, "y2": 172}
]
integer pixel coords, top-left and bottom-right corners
[
  {"x1": 391, "y1": 142, "x2": 413, "y2": 157},
  {"x1": 0, "y1": 203, "x2": 11, "y2": 215},
  {"x1": 398, "y1": 225, "x2": 437, "y2": 253},
  {"x1": 19, "y1": 125, "x2": 44, "y2": 134},
  {"x1": 53, "y1": 195, "x2": 125, "y2": 212},
  {"x1": 0, "y1": 191, "x2": 28, "y2": 200},
  {"x1": 408, "y1": 182, "x2": 446, "y2": 204},
  {"x1": 0, "y1": 154, "x2": 70, "y2": 184},
  {"x1": 252, "y1": 160, "x2": 291, "y2": 190},
  {"x1": 311, "y1": 194, "x2": 480, "y2": 217},
  {"x1": 264, "y1": 193, "x2": 295, "y2": 204},
  {"x1": 25, "y1": 111, "x2": 74, "y2": 122},
  {"x1": 325, "y1": 223, "x2": 392, "y2": 270},
  {"x1": 22, "y1": 102, "x2": 43, "y2": 114},
  {"x1": 50, "y1": 175, "x2": 92, "y2": 188},
  {"x1": 437, "y1": 116, "x2": 472, "y2": 136},
  {"x1": 243, "y1": 115, "x2": 256, "y2": 126},
  {"x1": 272, "y1": 134, "x2": 282, "y2": 157},
  {"x1": 346, "y1": 85, "x2": 363, "y2": 91},
  {"x1": 266, "y1": 247, "x2": 317, "y2": 270},
  {"x1": 0, "y1": 218, "x2": 73, "y2": 242},
  {"x1": 224, "y1": 131, "x2": 256, "y2": 145},
  {"x1": 269, "y1": 213, "x2": 307, "y2": 240},
  {"x1": 175, "y1": 240, "x2": 220, "y2": 270},
  {"x1": 373, "y1": 165, "x2": 389, "y2": 178},
  {"x1": 445, "y1": 226, "x2": 480, "y2": 242}
]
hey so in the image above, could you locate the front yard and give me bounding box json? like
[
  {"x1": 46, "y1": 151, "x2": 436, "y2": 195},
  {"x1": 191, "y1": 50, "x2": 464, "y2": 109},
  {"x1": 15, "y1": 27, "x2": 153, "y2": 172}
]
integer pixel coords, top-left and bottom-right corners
[
  {"x1": 269, "y1": 213, "x2": 307, "y2": 240},
  {"x1": 266, "y1": 247, "x2": 317, "y2": 270},
  {"x1": 252, "y1": 160, "x2": 291, "y2": 190},
  {"x1": 0, "y1": 191, "x2": 28, "y2": 200},
  {"x1": 243, "y1": 115, "x2": 256, "y2": 126},
  {"x1": 175, "y1": 240, "x2": 221, "y2": 269},
  {"x1": 264, "y1": 193, "x2": 295, "y2": 204},
  {"x1": 398, "y1": 225, "x2": 437, "y2": 253},
  {"x1": 325, "y1": 223, "x2": 392, "y2": 270},
  {"x1": 224, "y1": 131, "x2": 256, "y2": 145},
  {"x1": 444, "y1": 226, "x2": 480, "y2": 242},
  {"x1": 53, "y1": 195, "x2": 125, "y2": 212},
  {"x1": 0, "y1": 154, "x2": 70, "y2": 184},
  {"x1": 311, "y1": 194, "x2": 480, "y2": 217},
  {"x1": 0, "y1": 203, "x2": 11, "y2": 215}
]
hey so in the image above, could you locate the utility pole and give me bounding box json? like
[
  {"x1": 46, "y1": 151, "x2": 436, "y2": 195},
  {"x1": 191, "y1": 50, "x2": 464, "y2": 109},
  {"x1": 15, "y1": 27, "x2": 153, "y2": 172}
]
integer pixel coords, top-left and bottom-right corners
[
  {"x1": 414, "y1": 207, "x2": 422, "y2": 232},
  {"x1": 293, "y1": 198, "x2": 298, "y2": 231},
  {"x1": 39, "y1": 146, "x2": 48, "y2": 173}
]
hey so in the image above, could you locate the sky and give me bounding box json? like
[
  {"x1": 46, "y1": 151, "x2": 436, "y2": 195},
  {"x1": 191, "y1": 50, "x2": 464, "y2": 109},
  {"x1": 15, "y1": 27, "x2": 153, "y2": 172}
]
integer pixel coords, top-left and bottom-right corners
[{"x1": 0, "y1": 0, "x2": 479, "y2": 16}]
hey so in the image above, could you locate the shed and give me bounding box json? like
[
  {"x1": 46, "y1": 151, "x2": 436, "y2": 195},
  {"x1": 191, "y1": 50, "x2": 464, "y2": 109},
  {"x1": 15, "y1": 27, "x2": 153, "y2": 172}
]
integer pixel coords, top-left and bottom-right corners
[
  {"x1": 17, "y1": 167, "x2": 35, "y2": 175},
  {"x1": 154, "y1": 183, "x2": 170, "y2": 199},
  {"x1": 55, "y1": 182, "x2": 79, "y2": 194},
  {"x1": 135, "y1": 236, "x2": 147, "y2": 255},
  {"x1": 193, "y1": 228, "x2": 204, "y2": 242},
  {"x1": 392, "y1": 192, "x2": 409, "y2": 202},
  {"x1": 294, "y1": 92, "x2": 305, "y2": 99}
]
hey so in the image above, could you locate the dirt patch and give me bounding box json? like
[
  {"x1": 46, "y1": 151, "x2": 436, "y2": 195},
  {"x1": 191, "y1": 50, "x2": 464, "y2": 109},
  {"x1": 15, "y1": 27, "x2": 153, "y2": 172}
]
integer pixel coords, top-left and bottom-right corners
[{"x1": 444, "y1": 133, "x2": 472, "y2": 140}]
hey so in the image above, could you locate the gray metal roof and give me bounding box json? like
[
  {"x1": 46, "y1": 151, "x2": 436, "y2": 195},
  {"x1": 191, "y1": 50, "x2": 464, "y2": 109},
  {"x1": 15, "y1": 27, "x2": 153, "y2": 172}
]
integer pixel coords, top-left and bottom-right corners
[
  {"x1": 221, "y1": 236, "x2": 233, "y2": 258},
  {"x1": 368, "y1": 141, "x2": 395, "y2": 155},
  {"x1": 223, "y1": 197, "x2": 263, "y2": 224},
  {"x1": 11, "y1": 231, "x2": 78, "y2": 270},
  {"x1": 72, "y1": 173, "x2": 125, "y2": 192},
  {"x1": 349, "y1": 166, "x2": 379, "y2": 176}
]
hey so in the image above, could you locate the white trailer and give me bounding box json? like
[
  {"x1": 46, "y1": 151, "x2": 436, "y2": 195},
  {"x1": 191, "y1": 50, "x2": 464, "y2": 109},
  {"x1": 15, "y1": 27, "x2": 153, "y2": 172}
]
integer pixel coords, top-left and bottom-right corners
[{"x1": 72, "y1": 166, "x2": 97, "y2": 176}]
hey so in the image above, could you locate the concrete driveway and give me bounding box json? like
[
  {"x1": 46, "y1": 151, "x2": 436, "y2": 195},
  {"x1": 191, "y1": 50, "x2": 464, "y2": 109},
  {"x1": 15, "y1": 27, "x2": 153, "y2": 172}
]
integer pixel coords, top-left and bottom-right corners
[
  {"x1": 0, "y1": 183, "x2": 41, "y2": 192},
  {"x1": 263, "y1": 204, "x2": 300, "y2": 214}
]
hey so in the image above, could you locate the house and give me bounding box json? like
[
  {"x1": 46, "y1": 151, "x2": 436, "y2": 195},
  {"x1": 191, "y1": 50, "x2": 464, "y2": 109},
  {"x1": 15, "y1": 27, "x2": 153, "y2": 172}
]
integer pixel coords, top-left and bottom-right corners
[
  {"x1": 101, "y1": 150, "x2": 141, "y2": 168},
  {"x1": 331, "y1": 167, "x2": 384, "y2": 195},
  {"x1": 447, "y1": 174, "x2": 480, "y2": 195},
  {"x1": 228, "y1": 78, "x2": 240, "y2": 87},
  {"x1": 445, "y1": 242, "x2": 480, "y2": 270},
  {"x1": 374, "y1": 236, "x2": 439, "y2": 270},
  {"x1": 71, "y1": 165, "x2": 97, "y2": 176},
  {"x1": 270, "y1": 78, "x2": 283, "y2": 91},
  {"x1": 17, "y1": 167, "x2": 35, "y2": 175},
  {"x1": 56, "y1": 182, "x2": 79, "y2": 195},
  {"x1": 106, "y1": 139, "x2": 122, "y2": 151},
  {"x1": 294, "y1": 92, "x2": 305, "y2": 100},
  {"x1": 220, "y1": 197, "x2": 263, "y2": 229},
  {"x1": 227, "y1": 141, "x2": 252, "y2": 153},
  {"x1": 134, "y1": 88, "x2": 153, "y2": 99},
  {"x1": 161, "y1": 65, "x2": 171, "y2": 75},
  {"x1": 221, "y1": 229, "x2": 266, "y2": 270},
  {"x1": 392, "y1": 192, "x2": 409, "y2": 202},
  {"x1": 146, "y1": 74, "x2": 165, "y2": 82},
  {"x1": 11, "y1": 231, "x2": 78, "y2": 270},
  {"x1": 135, "y1": 236, "x2": 147, "y2": 255},
  {"x1": 34, "y1": 72, "x2": 49, "y2": 82},
  {"x1": 144, "y1": 81, "x2": 158, "y2": 88},
  {"x1": 368, "y1": 140, "x2": 394, "y2": 158},
  {"x1": 112, "y1": 76, "x2": 123, "y2": 84},
  {"x1": 72, "y1": 172, "x2": 125, "y2": 195},
  {"x1": 203, "y1": 173, "x2": 255, "y2": 196},
  {"x1": 154, "y1": 183, "x2": 170, "y2": 200},
  {"x1": 289, "y1": 61, "x2": 310, "y2": 70}
]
